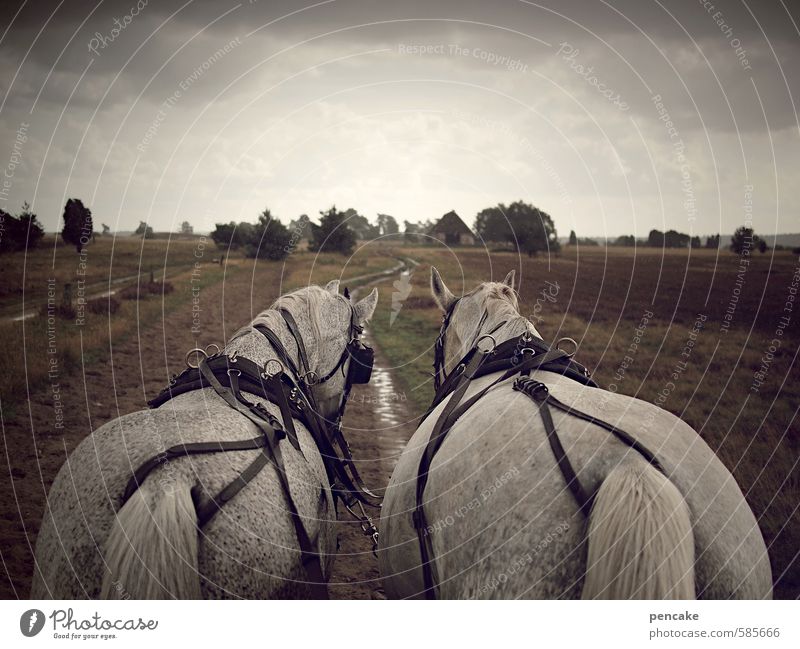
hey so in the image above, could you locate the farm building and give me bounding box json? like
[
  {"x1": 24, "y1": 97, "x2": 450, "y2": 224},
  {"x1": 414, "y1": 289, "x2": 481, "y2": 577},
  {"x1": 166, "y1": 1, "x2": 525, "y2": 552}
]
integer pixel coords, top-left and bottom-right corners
[{"x1": 428, "y1": 210, "x2": 475, "y2": 246}]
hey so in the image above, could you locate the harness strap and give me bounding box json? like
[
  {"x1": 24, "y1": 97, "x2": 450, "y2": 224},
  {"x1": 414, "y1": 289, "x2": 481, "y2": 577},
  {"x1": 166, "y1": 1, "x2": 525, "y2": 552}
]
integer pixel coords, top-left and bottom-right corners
[
  {"x1": 198, "y1": 361, "x2": 329, "y2": 598},
  {"x1": 513, "y1": 378, "x2": 594, "y2": 515},
  {"x1": 514, "y1": 377, "x2": 665, "y2": 474},
  {"x1": 280, "y1": 308, "x2": 312, "y2": 377},
  {"x1": 413, "y1": 346, "x2": 665, "y2": 599},
  {"x1": 414, "y1": 349, "x2": 488, "y2": 599},
  {"x1": 253, "y1": 324, "x2": 301, "y2": 379}
]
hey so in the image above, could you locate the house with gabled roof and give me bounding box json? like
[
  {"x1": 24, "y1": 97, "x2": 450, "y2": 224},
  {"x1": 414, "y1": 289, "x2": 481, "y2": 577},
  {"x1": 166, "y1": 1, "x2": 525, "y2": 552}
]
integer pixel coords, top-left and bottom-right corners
[{"x1": 428, "y1": 210, "x2": 475, "y2": 246}]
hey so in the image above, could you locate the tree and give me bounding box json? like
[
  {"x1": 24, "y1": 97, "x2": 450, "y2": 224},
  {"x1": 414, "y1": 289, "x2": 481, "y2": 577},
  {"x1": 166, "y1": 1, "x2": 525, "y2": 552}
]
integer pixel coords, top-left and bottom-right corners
[
  {"x1": 647, "y1": 229, "x2": 664, "y2": 247},
  {"x1": 210, "y1": 222, "x2": 241, "y2": 249},
  {"x1": 134, "y1": 221, "x2": 154, "y2": 239},
  {"x1": 705, "y1": 234, "x2": 720, "y2": 248},
  {"x1": 310, "y1": 205, "x2": 356, "y2": 255},
  {"x1": 61, "y1": 198, "x2": 93, "y2": 252},
  {"x1": 475, "y1": 201, "x2": 558, "y2": 257},
  {"x1": 180, "y1": 221, "x2": 193, "y2": 235},
  {"x1": 245, "y1": 209, "x2": 291, "y2": 260},
  {"x1": 474, "y1": 207, "x2": 513, "y2": 243},
  {"x1": 101, "y1": 223, "x2": 110, "y2": 235},
  {"x1": 614, "y1": 234, "x2": 635, "y2": 247},
  {"x1": 377, "y1": 213, "x2": 399, "y2": 237},
  {"x1": 757, "y1": 238, "x2": 768, "y2": 253},
  {"x1": 568, "y1": 229, "x2": 577, "y2": 246},
  {"x1": 17, "y1": 202, "x2": 44, "y2": 250},
  {"x1": 345, "y1": 209, "x2": 378, "y2": 239},
  {"x1": 0, "y1": 206, "x2": 44, "y2": 254},
  {"x1": 730, "y1": 226, "x2": 756, "y2": 254},
  {"x1": 404, "y1": 220, "x2": 425, "y2": 244}
]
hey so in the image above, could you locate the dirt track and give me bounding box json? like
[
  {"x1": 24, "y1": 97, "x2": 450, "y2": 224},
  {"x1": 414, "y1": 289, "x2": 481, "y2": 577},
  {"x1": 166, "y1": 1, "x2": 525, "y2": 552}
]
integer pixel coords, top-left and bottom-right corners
[{"x1": 0, "y1": 269, "x2": 416, "y2": 599}]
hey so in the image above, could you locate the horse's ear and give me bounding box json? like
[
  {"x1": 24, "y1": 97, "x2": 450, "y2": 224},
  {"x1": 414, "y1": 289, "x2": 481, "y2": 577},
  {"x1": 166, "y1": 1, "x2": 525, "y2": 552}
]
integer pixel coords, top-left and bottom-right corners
[
  {"x1": 325, "y1": 279, "x2": 340, "y2": 294},
  {"x1": 430, "y1": 266, "x2": 456, "y2": 312},
  {"x1": 502, "y1": 270, "x2": 515, "y2": 290},
  {"x1": 354, "y1": 287, "x2": 378, "y2": 324}
]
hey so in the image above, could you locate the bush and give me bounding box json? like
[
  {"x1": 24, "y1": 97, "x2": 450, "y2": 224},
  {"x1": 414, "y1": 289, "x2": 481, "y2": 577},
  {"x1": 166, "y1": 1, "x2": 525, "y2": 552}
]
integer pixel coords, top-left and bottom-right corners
[
  {"x1": 86, "y1": 296, "x2": 121, "y2": 315},
  {"x1": 0, "y1": 203, "x2": 45, "y2": 254}
]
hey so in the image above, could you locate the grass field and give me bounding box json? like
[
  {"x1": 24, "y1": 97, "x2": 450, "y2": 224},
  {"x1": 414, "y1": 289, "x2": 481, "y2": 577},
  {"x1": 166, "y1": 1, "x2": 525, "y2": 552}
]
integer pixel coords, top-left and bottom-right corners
[
  {"x1": 366, "y1": 245, "x2": 799, "y2": 598},
  {"x1": 0, "y1": 237, "x2": 796, "y2": 598},
  {"x1": 0, "y1": 237, "x2": 399, "y2": 415}
]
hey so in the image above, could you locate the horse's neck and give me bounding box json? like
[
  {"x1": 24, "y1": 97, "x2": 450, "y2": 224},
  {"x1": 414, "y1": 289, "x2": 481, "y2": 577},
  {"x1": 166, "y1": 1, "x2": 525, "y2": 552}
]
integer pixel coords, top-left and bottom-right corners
[
  {"x1": 482, "y1": 307, "x2": 540, "y2": 346},
  {"x1": 227, "y1": 310, "x2": 309, "y2": 375}
]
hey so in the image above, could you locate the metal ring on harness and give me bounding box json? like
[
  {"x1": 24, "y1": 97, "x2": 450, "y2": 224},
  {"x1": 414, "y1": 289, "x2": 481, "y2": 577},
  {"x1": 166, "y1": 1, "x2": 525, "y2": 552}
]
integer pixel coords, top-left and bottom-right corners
[
  {"x1": 185, "y1": 347, "x2": 208, "y2": 369},
  {"x1": 262, "y1": 358, "x2": 285, "y2": 378},
  {"x1": 205, "y1": 343, "x2": 221, "y2": 357},
  {"x1": 475, "y1": 334, "x2": 497, "y2": 354},
  {"x1": 299, "y1": 370, "x2": 319, "y2": 385},
  {"x1": 556, "y1": 337, "x2": 578, "y2": 357}
]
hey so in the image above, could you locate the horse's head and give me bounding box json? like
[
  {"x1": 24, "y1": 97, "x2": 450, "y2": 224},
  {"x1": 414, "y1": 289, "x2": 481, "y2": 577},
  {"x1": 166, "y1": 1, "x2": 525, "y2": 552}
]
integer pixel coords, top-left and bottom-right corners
[
  {"x1": 430, "y1": 266, "x2": 535, "y2": 387},
  {"x1": 232, "y1": 280, "x2": 378, "y2": 421}
]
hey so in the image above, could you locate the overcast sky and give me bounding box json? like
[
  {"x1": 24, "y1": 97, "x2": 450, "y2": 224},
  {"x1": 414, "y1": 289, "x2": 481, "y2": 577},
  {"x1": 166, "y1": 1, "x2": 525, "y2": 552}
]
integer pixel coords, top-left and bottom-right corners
[{"x1": 0, "y1": 0, "x2": 798, "y2": 236}]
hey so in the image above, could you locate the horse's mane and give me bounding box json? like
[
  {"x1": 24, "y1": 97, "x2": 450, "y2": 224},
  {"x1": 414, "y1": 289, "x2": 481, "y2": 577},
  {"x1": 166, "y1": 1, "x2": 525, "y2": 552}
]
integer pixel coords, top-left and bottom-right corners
[{"x1": 240, "y1": 285, "x2": 331, "y2": 343}]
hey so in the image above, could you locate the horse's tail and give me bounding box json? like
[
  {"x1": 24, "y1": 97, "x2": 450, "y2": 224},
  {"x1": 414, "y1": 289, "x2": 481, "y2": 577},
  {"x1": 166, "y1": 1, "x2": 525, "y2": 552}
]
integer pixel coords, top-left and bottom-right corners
[
  {"x1": 100, "y1": 478, "x2": 201, "y2": 599},
  {"x1": 581, "y1": 463, "x2": 695, "y2": 599}
]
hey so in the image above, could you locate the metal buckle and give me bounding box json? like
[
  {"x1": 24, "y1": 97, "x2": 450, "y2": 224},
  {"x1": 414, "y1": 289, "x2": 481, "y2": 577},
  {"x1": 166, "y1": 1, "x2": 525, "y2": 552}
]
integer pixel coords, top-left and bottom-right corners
[
  {"x1": 261, "y1": 358, "x2": 284, "y2": 379},
  {"x1": 556, "y1": 337, "x2": 578, "y2": 357},
  {"x1": 185, "y1": 347, "x2": 208, "y2": 369},
  {"x1": 299, "y1": 370, "x2": 319, "y2": 385},
  {"x1": 475, "y1": 334, "x2": 497, "y2": 354}
]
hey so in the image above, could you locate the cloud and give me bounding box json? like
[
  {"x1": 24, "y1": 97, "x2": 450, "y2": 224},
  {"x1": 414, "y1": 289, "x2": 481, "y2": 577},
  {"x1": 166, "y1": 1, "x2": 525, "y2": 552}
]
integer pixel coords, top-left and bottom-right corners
[{"x1": 0, "y1": 0, "x2": 796, "y2": 236}]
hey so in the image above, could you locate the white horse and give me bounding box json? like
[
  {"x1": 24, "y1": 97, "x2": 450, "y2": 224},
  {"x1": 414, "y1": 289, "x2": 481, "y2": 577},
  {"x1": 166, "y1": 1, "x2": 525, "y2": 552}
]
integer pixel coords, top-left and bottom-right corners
[
  {"x1": 378, "y1": 268, "x2": 772, "y2": 599},
  {"x1": 31, "y1": 281, "x2": 377, "y2": 599}
]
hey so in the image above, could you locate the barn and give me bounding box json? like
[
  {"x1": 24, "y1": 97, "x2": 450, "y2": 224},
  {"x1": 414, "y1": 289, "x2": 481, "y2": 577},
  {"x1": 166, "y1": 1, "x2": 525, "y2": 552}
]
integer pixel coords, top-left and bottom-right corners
[{"x1": 428, "y1": 210, "x2": 475, "y2": 246}]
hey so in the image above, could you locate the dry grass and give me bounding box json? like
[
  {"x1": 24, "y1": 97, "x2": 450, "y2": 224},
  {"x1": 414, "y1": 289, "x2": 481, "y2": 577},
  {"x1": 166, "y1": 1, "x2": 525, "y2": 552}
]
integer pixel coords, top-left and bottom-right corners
[
  {"x1": 368, "y1": 244, "x2": 799, "y2": 598},
  {"x1": 0, "y1": 239, "x2": 401, "y2": 415}
]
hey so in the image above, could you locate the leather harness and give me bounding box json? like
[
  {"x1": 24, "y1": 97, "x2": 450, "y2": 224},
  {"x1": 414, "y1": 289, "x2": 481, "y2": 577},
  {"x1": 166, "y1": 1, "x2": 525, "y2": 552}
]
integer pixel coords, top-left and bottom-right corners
[
  {"x1": 121, "y1": 303, "x2": 378, "y2": 598},
  {"x1": 414, "y1": 299, "x2": 665, "y2": 599}
]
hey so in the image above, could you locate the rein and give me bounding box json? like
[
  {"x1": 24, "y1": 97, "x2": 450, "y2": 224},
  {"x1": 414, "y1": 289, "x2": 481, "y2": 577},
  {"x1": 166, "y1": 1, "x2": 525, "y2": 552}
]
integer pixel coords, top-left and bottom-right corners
[
  {"x1": 120, "y1": 297, "x2": 380, "y2": 598},
  {"x1": 414, "y1": 307, "x2": 665, "y2": 599}
]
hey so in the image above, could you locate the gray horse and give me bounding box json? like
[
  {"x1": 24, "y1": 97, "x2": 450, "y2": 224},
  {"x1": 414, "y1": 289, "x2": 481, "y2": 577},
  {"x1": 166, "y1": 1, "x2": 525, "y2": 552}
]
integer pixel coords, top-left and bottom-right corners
[
  {"x1": 31, "y1": 280, "x2": 377, "y2": 599},
  {"x1": 378, "y1": 268, "x2": 772, "y2": 599}
]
